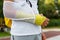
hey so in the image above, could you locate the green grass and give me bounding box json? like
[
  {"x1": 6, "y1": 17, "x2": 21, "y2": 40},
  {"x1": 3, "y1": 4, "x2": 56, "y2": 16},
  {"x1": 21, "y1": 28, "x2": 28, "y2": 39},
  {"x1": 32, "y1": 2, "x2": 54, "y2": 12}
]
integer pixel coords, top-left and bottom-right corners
[
  {"x1": 0, "y1": 32, "x2": 10, "y2": 37},
  {"x1": 43, "y1": 26, "x2": 60, "y2": 29},
  {"x1": 47, "y1": 19, "x2": 60, "y2": 27}
]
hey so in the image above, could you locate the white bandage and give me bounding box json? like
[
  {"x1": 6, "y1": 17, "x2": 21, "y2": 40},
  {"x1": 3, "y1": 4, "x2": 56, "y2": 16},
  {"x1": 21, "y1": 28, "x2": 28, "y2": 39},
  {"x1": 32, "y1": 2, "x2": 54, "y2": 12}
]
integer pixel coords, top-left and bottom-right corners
[
  {"x1": 3, "y1": 1, "x2": 16, "y2": 18},
  {"x1": 3, "y1": 1, "x2": 35, "y2": 23}
]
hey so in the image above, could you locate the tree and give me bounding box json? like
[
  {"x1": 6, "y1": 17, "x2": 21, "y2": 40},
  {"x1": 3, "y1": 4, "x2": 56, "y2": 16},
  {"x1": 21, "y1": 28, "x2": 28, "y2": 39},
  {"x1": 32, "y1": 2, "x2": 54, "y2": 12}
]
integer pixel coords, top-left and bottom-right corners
[
  {"x1": 0, "y1": 0, "x2": 4, "y2": 32},
  {"x1": 38, "y1": 0, "x2": 60, "y2": 19}
]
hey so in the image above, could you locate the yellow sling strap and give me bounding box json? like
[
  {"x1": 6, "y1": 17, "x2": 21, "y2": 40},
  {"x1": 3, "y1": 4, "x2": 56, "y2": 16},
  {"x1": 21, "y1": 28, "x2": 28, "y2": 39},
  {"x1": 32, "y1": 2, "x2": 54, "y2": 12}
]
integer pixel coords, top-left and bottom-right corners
[
  {"x1": 4, "y1": 17, "x2": 12, "y2": 28},
  {"x1": 35, "y1": 14, "x2": 46, "y2": 25}
]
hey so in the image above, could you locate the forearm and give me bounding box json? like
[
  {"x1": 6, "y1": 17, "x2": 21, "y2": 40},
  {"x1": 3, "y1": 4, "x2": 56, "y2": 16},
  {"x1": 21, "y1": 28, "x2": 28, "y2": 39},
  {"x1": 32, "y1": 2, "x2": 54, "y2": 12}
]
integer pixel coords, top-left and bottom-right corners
[{"x1": 3, "y1": 1, "x2": 46, "y2": 26}]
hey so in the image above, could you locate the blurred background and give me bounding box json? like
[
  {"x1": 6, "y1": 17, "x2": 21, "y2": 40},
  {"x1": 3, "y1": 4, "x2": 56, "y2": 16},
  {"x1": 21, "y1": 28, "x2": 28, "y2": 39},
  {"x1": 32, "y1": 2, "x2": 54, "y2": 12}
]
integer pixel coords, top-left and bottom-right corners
[
  {"x1": 0, "y1": 0, "x2": 60, "y2": 40},
  {"x1": 38, "y1": 0, "x2": 60, "y2": 28}
]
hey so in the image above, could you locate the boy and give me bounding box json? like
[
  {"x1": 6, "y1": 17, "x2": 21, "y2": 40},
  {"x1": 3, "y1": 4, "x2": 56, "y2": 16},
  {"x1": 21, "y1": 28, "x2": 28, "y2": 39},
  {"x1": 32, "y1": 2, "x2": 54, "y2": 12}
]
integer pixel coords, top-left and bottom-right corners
[{"x1": 3, "y1": 0, "x2": 49, "y2": 40}]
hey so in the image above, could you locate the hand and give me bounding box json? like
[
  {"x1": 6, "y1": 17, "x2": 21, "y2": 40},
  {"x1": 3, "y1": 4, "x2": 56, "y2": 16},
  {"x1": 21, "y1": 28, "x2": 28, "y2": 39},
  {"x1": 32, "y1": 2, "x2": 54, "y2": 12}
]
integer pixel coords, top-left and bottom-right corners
[
  {"x1": 40, "y1": 14, "x2": 49, "y2": 27},
  {"x1": 41, "y1": 18, "x2": 49, "y2": 27}
]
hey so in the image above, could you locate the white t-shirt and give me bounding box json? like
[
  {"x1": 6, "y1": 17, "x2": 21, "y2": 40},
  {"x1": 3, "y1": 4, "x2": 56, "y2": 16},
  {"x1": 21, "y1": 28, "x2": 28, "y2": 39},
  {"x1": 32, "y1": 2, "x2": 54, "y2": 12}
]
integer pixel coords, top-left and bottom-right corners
[
  {"x1": 10, "y1": 0, "x2": 42, "y2": 36},
  {"x1": 11, "y1": 20, "x2": 42, "y2": 36}
]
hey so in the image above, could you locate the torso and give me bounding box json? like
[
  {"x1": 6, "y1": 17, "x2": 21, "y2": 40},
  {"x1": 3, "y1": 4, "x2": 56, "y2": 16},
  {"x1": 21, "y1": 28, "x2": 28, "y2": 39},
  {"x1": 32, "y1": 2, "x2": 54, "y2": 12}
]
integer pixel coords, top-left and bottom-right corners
[{"x1": 11, "y1": 0, "x2": 42, "y2": 36}]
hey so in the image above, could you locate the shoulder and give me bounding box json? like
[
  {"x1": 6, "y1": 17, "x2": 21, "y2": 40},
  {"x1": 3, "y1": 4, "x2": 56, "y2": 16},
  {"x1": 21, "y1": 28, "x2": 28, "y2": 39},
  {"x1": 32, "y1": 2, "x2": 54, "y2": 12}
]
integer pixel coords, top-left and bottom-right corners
[{"x1": 4, "y1": 0, "x2": 14, "y2": 2}]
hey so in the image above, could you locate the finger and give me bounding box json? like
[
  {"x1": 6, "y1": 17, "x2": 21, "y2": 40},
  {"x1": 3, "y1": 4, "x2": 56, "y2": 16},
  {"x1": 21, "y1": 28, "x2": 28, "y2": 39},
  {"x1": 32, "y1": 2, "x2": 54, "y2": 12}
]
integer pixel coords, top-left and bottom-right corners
[
  {"x1": 43, "y1": 23, "x2": 47, "y2": 27},
  {"x1": 44, "y1": 20, "x2": 49, "y2": 25},
  {"x1": 41, "y1": 21, "x2": 49, "y2": 27},
  {"x1": 45, "y1": 20, "x2": 49, "y2": 24},
  {"x1": 40, "y1": 14, "x2": 43, "y2": 16},
  {"x1": 41, "y1": 21, "x2": 46, "y2": 27},
  {"x1": 41, "y1": 18, "x2": 49, "y2": 27},
  {"x1": 46, "y1": 18, "x2": 50, "y2": 22}
]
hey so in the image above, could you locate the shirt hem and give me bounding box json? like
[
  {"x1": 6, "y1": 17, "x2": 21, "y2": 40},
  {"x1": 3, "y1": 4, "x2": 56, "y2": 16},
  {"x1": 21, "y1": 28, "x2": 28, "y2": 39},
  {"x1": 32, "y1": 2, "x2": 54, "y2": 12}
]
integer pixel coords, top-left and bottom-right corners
[{"x1": 10, "y1": 32, "x2": 42, "y2": 36}]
